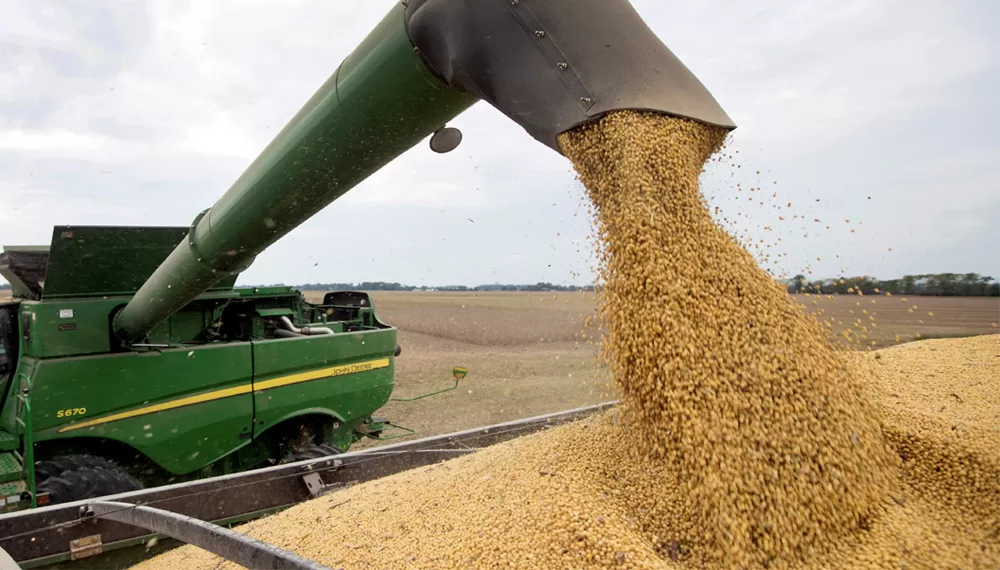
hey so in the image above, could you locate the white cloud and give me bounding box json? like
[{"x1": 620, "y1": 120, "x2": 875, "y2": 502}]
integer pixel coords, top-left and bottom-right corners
[
  {"x1": 0, "y1": 130, "x2": 107, "y2": 153},
  {"x1": 0, "y1": 180, "x2": 146, "y2": 231},
  {"x1": 641, "y1": 0, "x2": 992, "y2": 155}
]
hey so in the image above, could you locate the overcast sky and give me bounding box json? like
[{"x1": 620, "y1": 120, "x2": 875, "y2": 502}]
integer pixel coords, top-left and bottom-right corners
[{"x1": 1, "y1": 0, "x2": 997, "y2": 288}]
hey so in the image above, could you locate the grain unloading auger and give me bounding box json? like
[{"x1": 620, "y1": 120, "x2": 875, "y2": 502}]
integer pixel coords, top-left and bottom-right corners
[
  {"x1": 0, "y1": 0, "x2": 732, "y2": 565},
  {"x1": 112, "y1": 0, "x2": 734, "y2": 341}
]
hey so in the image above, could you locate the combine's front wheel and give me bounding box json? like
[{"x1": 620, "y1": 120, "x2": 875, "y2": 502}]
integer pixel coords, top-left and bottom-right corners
[{"x1": 34, "y1": 454, "x2": 144, "y2": 505}]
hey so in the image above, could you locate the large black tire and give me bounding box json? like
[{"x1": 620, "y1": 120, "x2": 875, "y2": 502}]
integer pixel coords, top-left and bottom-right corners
[
  {"x1": 35, "y1": 455, "x2": 143, "y2": 504},
  {"x1": 287, "y1": 443, "x2": 343, "y2": 462},
  {"x1": 34, "y1": 454, "x2": 127, "y2": 482}
]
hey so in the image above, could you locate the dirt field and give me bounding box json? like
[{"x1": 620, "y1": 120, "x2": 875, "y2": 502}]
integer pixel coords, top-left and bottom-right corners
[
  {"x1": 335, "y1": 291, "x2": 612, "y2": 445},
  {"x1": 311, "y1": 291, "x2": 997, "y2": 445},
  {"x1": 796, "y1": 293, "x2": 999, "y2": 348}
]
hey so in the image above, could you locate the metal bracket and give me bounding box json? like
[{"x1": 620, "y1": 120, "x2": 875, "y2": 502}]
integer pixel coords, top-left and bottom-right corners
[
  {"x1": 69, "y1": 534, "x2": 102, "y2": 560},
  {"x1": 389, "y1": 366, "x2": 467, "y2": 403},
  {"x1": 505, "y1": 0, "x2": 595, "y2": 112},
  {"x1": 301, "y1": 473, "x2": 325, "y2": 498},
  {"x1": 369, "y1": 421, "x2": 417, "y2": 441}
]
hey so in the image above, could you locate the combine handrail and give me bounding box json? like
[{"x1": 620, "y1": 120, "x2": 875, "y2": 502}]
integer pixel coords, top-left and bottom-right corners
[{"x1": 14, "y1": 374, "x2": 36, "y2": 509}]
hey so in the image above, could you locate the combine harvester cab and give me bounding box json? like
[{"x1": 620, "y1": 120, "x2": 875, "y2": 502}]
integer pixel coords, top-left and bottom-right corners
[{"x1": 0, "y1": 0, "x2": 732, "y2": 566}]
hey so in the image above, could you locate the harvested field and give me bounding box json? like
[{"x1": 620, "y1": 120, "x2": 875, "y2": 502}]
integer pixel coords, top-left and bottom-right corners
[
  {"x1": 355, "y1": 291, "x2": 598, "y2": 346},
  {"x1": 358, "y1": 290, "x2": 997, "y2": 348},
  {"x1": 795, "y1": 294, "x2": 998, "y2": 348}
]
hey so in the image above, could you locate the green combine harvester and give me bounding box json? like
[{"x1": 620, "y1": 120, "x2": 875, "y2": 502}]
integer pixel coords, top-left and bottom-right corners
[
  {"x1": 0, "y1": 231, "x2": 418, "y2": 507},
  {"x1": 0, "y1": 0, "x2": 733, "y2": 565}
]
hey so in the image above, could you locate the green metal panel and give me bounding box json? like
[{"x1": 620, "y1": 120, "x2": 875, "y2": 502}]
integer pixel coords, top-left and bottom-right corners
[
  {"x1": 113, "y1": 3, "x2": 478, "y2": 341},
  {"x1": 21, "y1": 298, "x2": 116, "y2": 358},
  {"x1": 42, "y1": 226, "x2": 239, "y2": 299},
  {"x1": 256, "y1": 308, "x2": 294, "y2": 317},
  {"x1": 147, "y1": 309, "x2": 212, "y2": 345},
  {"x1": 29, "y1": 343, "x2": 254, "y2": 475},
  {"x1": 237, "y1": 287, "x2": 297, "y2": 297},
  {"x1": 21, "y1": 288, "x2": 294, "y2": 359},
  {"x1": 0, "y1": 431, "x2": 16, "y2": 452},
  {"x1": 251, "y1": 329, "x2": 396, "y2": 441}
]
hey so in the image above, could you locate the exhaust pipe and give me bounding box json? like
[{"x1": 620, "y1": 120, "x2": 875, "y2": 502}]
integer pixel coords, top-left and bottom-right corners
[{"x1": 279, "y1": 316, "x2": 334, "y2": 337}]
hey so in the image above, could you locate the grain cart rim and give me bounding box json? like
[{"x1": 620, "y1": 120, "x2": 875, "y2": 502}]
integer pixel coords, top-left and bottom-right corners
[{"x1": 84, "y1": 501, "x2": 330, "y2": 570}]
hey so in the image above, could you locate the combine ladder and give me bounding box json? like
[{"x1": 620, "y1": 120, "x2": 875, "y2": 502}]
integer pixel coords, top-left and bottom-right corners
[{"x1": 0, "y1": 373, "x2": 36, "y2": 511}]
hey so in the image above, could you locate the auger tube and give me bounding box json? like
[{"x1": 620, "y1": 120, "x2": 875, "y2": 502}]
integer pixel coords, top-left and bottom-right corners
[{"x1": 113, "y1": 0, "x2": 734, "y2": 342}]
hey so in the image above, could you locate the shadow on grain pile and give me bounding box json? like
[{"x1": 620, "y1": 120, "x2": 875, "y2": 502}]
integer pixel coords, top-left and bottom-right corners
[{"x1": 133, "y1": 112, "x2": 999, "y2": 570}]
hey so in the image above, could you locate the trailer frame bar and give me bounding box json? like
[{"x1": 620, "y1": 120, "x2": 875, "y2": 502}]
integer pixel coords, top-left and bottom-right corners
[{"x1": 86, "y1": 501, "x2": 329, "y2": 570}]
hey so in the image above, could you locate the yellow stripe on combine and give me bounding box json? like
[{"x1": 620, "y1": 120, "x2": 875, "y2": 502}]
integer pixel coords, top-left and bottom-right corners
[
  {"x1": 58, "y1": 357, "x2": 391, "y2": 433},
  {"x1": 254, "y1": 358, "x2": 390, "y2": 391},
  {"x1": 57, "y1": 385, "x2": 253, "y2": 433}
]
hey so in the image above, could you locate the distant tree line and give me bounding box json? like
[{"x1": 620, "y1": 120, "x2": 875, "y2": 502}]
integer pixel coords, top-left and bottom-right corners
[
  {"x1": 787, "y1": 273, "x2": 999, "y2": 297},
  {"x1": 4, "y1": 273, "x2": 995, "y2": 297},
  {"x1": 268, "y1": 281, "x2": 596, "y2": 292}
]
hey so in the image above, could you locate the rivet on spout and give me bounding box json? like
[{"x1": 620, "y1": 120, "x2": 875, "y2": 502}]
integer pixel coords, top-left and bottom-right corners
[
  {"x1": 401, "y1": 0, "x2": 409, "y2": 6},
  {"x1": 557, "y1": 62, "x2": 568, "y2": 70},
  {"x1": 510, "y1": 0, "x2": 519, "y2": 5},
  {"x1": 534, "y1": 30, "x2": 546, "y2": 38},
  {"x1": 580, "y1": 97, "x2": 593, "y2": 105}
]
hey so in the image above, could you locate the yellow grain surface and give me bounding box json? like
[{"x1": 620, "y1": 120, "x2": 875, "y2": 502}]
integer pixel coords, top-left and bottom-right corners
[{"x1": 132, "y1": 335, "x2": 999, "y2": 570}]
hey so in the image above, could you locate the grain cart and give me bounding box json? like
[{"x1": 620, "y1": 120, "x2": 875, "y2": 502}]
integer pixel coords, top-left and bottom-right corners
[{"x1": 0, "y1": 0, "x2": 733, "y2": 516}]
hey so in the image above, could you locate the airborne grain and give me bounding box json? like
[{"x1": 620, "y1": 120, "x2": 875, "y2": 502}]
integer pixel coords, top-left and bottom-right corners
[{"x1": 558, "y1": 112, "x2": 898, "y2": 567}]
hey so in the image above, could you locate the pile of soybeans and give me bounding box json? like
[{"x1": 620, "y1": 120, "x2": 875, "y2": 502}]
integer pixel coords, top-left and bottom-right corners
[{"x1": 136, "y1": 112, "x2": 998, "y2": 569}]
